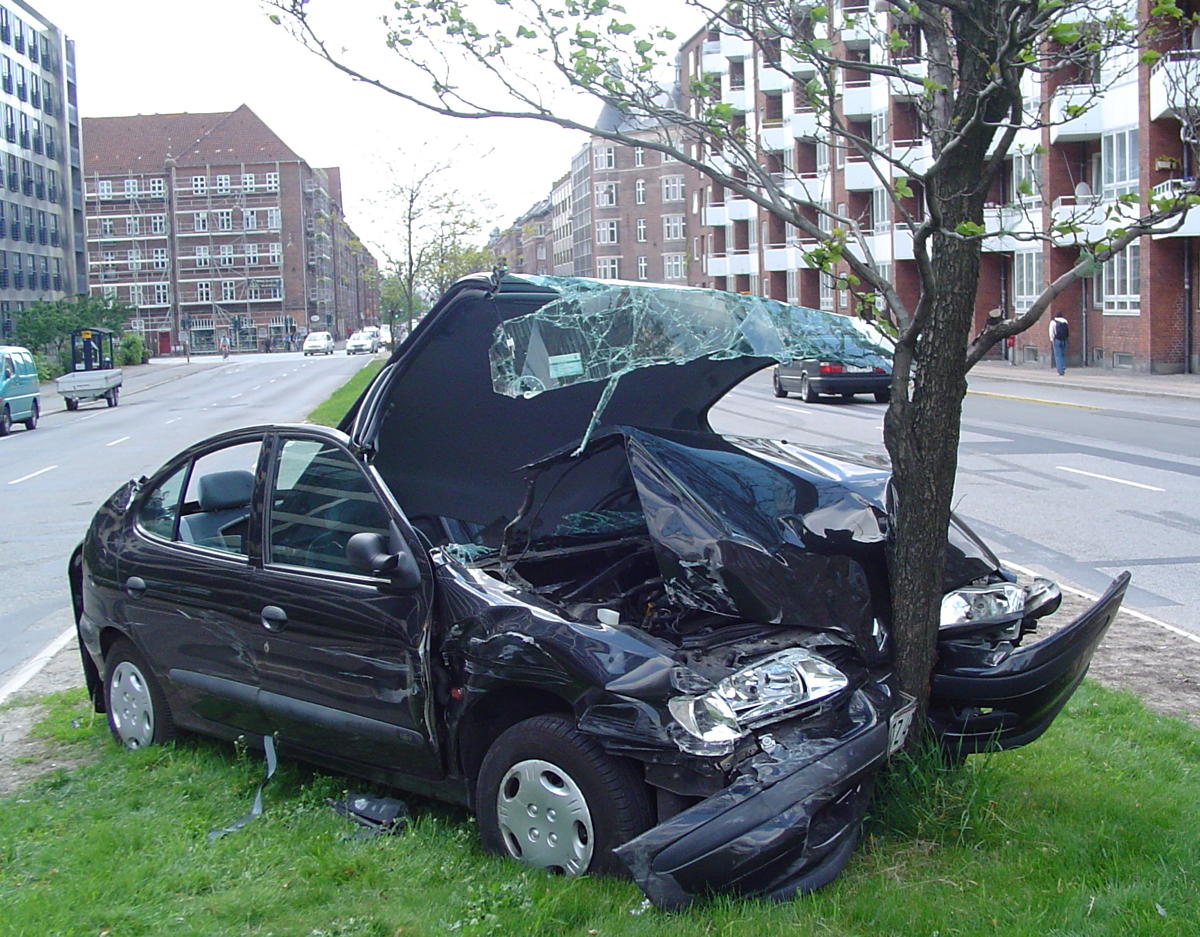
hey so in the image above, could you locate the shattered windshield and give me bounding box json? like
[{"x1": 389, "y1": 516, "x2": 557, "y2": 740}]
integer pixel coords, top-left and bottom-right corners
[{"x1": 490, "y1": 277, "x2": 893, "y2": 398}]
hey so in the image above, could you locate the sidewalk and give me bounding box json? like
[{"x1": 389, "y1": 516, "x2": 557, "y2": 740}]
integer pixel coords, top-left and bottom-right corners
[{"x1": 970, "y1": 359, "x2": 1200, "y2": 400}]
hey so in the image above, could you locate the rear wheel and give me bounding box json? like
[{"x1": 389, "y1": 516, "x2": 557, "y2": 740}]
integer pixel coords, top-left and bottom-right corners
[
  {"x1": 104, "y1": 639, "x2": 177, "y2": 749},
  {"x1": 106, "y1": 387, "x2": 120, "y2": 407},
  {"x1": 65, "y1": 397, "x2": 78, "y2": 411},
  {"x1": 874, "y1": 389, "x2": 891, "y2": 404},
  {"x1": 0, "y1": 405, "x2": 10, "y2": 436},
  {"x1": 800, "y1": 372, "x2": 819, "y2": 403},
  {"x1": 476, "y1": 715, "x2": 652, "y2": 877},
  {"x1": 772, "y1": 368, "x2": 788, "y2": 398},
  {"x1": 23, "y1": 399, "x2": 38, "y2": 430}
]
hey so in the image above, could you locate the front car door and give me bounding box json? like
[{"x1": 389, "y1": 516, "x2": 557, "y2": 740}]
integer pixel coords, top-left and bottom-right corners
[{"x1": 251, "y1": 431, "x2": 441, "y2": 779}]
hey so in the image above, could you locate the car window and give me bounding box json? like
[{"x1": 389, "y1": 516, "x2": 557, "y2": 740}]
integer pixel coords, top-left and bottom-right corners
[
  {"x1": 2, "y1": 355, "x2": 12, "y2": 379},
  {"x1": 137, "y1": 466, "x2": 188, "y2": 540},
  {"x1": 268, "y1": 438, "x2": 391, "y2": 574},
  {"x1": 176, "y1": 441, "x2": 264, "y2": 555}
]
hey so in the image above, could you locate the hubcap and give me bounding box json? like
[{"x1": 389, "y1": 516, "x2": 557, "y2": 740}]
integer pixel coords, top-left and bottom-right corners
[
  {"x1": 109, "y1": 661, "x2": 155, "y2": 748},
  {"x1": 496, "y1": 758, "x2": 594, "y2": 875}
]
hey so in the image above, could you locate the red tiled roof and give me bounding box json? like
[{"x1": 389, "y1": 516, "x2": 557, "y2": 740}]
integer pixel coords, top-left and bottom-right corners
[{"x1": 81, "y1": 104, "x2": 302, "y2": 174}]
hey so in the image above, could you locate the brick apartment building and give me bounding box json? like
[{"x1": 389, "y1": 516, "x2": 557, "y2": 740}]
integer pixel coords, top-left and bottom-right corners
[
  {"x1": 674, "y1": 0, "x2": 1200, "y2": 373},
  {"x1": 82, "y1": 105, "x2": 378, "y2": 355},
  {"x1": 489, "y1": 197, "x2": 553, "y2": 276},
  {"x1": 0, "y1": 1, "x2": 87, "y2": 338}
]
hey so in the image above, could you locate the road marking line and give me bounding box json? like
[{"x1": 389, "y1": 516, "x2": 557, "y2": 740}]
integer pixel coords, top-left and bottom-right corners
[
  {"x1": 8, "y1": 464, "x2": 57, "y2": 485},
  {"x1": 165, "y1": 417, "x2": 179, "y2": 425},
  {"x1": 78, "y1": 413, "x2": 100, "y2": 422},
  {"x1": 1056, "y1": 465, "x2": 1164, "y2": 492},
  {"x1": 1005, "y1": 560, "x2": 1200, "y2": 647},
  {"x1": 0, "y1": 626, "x2": 75, "y2": 705},
  {"x1": 230, "y1": 393, "x2": 242, "y2": 399},
  {"x1": 106, "y1": 436, "x2": 130, "y2": 447},
  {"x1": 269, "y1": 379, "x2": 277, "y2": 384},
  {"x1": 251, "y1": 385, "x2": 261, "y2": 391},
  {"x1": 967, "y1": 390, "x2": 1100, "y2": 410}
]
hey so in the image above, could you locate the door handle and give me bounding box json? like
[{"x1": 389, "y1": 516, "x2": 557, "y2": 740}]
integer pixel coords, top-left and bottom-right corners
[
  {"x1": 124, "y1": 576, "x2": 146, "y2": 598},
  {"x1": 260, "y1": 605, "x2": 288, "y2": 631}
]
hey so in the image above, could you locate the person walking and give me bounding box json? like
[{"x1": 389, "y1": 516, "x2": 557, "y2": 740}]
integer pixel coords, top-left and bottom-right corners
[{"x1": 1048, "y1": 313, "x2": 1069, "y2": 375}]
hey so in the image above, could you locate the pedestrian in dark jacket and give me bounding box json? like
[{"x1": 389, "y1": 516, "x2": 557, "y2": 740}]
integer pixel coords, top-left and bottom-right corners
[{"x1": 1049, "y1": 314, "x2": 1069, "y2": 375}]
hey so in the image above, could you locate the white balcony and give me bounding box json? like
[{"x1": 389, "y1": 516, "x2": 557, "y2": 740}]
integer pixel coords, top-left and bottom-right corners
[
  {"x1": 763, "y1": 240, "x2": 816, "y2": 271},
  {"x1": 724, "y1": 249, "x2": 759, "y2": 276},
  {"x1": 701, "y1": 40, "x2": 726, "y2": 75},
  {"x1": 703, "y1": 202, "x2": 728, "y2": 227},
  {"x1": 720, "y1": 32, "x2": 750, "y2": 59},
  {"x1": 1150, "y1": 50, "x2": 1200, "y2": 121},
  {"x1": 790, "y1": 110, "x2": 820, "y2": 139},
  {"x1": 1150, "y1": 179, "x2": 1200, "y2": 238},
  {"x1": 725, "y1": 86, "x2": 750, "y2": 113},
  {"x1": 842, "y1": 158, "x2": 879, "y2": 190},
  {"x1": 1049, "y1": 194, "x2": 1114, "y2": 245},
  {"x1": 981, "y1": 203, "x2": 1036, "y2": 253},
  {"x1": 1049, "y1": 84, "x2": 1104, "y2": 142},
  {"x1": 891, "y1": 139, "x2": 933, "y2": 174},
  {"x1": 892, "y1": 223, "x2": 915, "y2": 261},
  {"x1": 727, "y1": 197, "x2": 756, "y2": 220},
  {"x1": 839, "y1": 3, "x2": 873, "y2": 45},
  {"x1": 784, "y1": 173, "x2": 828, "y2": 203},
  {"x1": 887, "y1": 60, "x2": 927, "y2": 98},
  {"x1": 841, "y1": 80, "x2": 873, "y2": 118},
  {"x1": 705, "y1": 253, "x2": 730, "y2": 278},
  {"x1": 759, "y1": 62, "x2": 791, "y2": 92},
  {"x1": 759, "y1": 121, "x2": 789, "y2": 151}
]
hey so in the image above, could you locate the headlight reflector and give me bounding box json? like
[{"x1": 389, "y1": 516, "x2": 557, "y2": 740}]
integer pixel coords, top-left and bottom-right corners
[{"x1": 940, "y1": 583, "x2": 1026, "y2": 629}]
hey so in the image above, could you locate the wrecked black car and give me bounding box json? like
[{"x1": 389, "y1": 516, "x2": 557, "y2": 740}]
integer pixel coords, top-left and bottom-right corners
[{"x1": 71, "y1": 273, "x2": 1129, "y2": 909}]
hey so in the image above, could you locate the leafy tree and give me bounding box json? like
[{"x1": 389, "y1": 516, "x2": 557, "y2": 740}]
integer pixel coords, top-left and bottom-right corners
[
  {"x1": 269, "y1": 0, "x2": 1200, "y2": 714},
  {"x1": 12, "y1": 294, "x2": 132, "y2": 363}
]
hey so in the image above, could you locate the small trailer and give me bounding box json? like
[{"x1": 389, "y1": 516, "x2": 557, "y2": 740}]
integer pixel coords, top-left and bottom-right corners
[{"x1": 55, "y1": 328, "x2": 123, "y2": 410}]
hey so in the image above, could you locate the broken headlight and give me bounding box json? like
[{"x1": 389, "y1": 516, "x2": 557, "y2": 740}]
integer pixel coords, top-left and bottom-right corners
[
  {"x1": 669, "y1": 649, "x2": 850, "y2": 755},
  {"x1": 940, "y1": 582, "x2": 1026, "y2": 638}
]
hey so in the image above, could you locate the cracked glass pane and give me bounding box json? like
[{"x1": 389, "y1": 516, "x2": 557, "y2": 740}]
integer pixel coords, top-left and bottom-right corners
[{"x1": 489, "y1": 276, "x2": 894, "y2": 400}]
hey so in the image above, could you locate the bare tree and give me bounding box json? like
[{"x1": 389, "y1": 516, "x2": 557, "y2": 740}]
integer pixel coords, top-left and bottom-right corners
[{"x1": 268, "y1": 0, "x2": 1200, "y2": 714}]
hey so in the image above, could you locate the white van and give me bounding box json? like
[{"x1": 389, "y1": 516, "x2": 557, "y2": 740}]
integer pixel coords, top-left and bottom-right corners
[{"x1": 0, "y1": 345, "x2": 40, "y2": 433}]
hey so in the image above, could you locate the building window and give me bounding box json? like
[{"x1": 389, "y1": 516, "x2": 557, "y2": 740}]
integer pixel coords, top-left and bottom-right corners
[
  {"x1": 130, "y1": 284, "x2": 144, "y2": 306},
  {"x1": 871, "y1": 187, "x2": 891, "y2": 233},
  {"x1": 98, "y1": 179, "x2": 112, "y2": 199},
  {"x1": 246, "y1": 243, "x2": 259, "y2": 265},
  {"x1": 216, "y1": 174, "x2": 231, "y2": 194},
  {"x1": 1102, "y1": 241, "x2": 1140, "y2": 314},
  {"x1": 99, "y1": 218, "x2": 114, "y2": 236},
  {"x1": 242, "y1": 173, "x2": 256, "y2": 192},
  {"x1": 594, "y1": 182, "x2": 617, "y2": 207},
  {"x1": 593, "y1": 146, "x2": 615, "y2": 170},
  {"x1": 127, "y1": 248, "x2": 141, "y2": 271},
  {"x1": 194, "y1": 212, "x2": 208, "y2": 232},
  {"x1": 219, "y1": 244, "x2": 234, "y2": 266},
  {"x1": 1010, "y1": 151, "x2": 1041, "y2": 204},
  {"x1": 222, "y1": 280, "x2": 237, "y2": 301},
  {"x1": 663, "y1": 215, "x2": 685, "y2": 240},
  {"x1": 1101, "y1": 128, "x2": 1138, "y2": 200},
  {"x1": 662, "y1": 175, "x2": 685, "y2": 201},
  {"x1": 196, "y1": 281, "x2": 211, "y2": 302},
  {"x1": 634, "y1": 147, "x2": 645, "y2": 167},
  {"x1": 596, "y1": 219, "x2": 619, "y2": 244},
  {"x1": 192, "y1": 176, "x2": 207, "y2": 195},
  {"x1": 195, "y1": 245, "x2": 210, "y2": 267},
  {"x1": 634, "y1": 179, "x2": 646, "y2": 204},
  {"x1": 216, "y1": 209, "x2": 232, "y2": 231},
  {"x1": 151, "y1": 214, "x2": 166, "y2": 234},
  {"x1": 268, "y1": 242, "x2": 282, "y2": 264},
  {"x1": 816, "y1": 140, "x2": 830, "y2": 173},
  {"x1": 267, "y1": 208, "x2": 281, "y2": 230},
  {"x1": 153, "y1": 248, "x2": 168, "y2": 269},
  {"x1": 663, "y1": 254, "x2": 685, "y2": 280},
  {"x1": 819, "y1": 272, "x2": 834, "y2": 310},
  {"x1": 124, "y1": 178, "x2": 137, "y2": 196},
  {"x1": 596, "y1": 257, "x2": 620, "y2": 278},
  {"x1": 126, "y1": 216, "x2": 140, "y2": 236},
  {"x1": 154, "y1": 282, "x2": 170, "y2": 304},
  {"x1": 150, "y1": 178, "x2": 165, "y2": 196},
  {"x1": 265, "y1": 172, "x2": 279, "y2": 191},
  {"x1": 1012, "y1": 248, "x2": 1043, "y2": 313},
  {"x1": 637, "y1": 256, "x2": 648, "y2": 280},
  {"x1": 244, "y1": 209, "x2": 258, "y2": 230},
  {"x1": 636, "y1": 218, "x2": 647, "y2": 242},
  {"x1": 247, "y1": 281, "x2": 261, "y2": 300}
]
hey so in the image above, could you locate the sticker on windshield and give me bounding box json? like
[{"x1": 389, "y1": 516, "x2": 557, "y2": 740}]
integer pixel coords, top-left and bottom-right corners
[{"x1": 547, "y1": 352, "x2": 584, "y2": 378}]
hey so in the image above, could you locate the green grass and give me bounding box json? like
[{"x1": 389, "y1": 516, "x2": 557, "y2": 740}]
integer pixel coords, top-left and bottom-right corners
[
  {"x1": 1, "y1": 682, "x2": 1196, "y2": 936},
  {"x1": 306, "y1": 359, "x2": 385, "y2": 427}
]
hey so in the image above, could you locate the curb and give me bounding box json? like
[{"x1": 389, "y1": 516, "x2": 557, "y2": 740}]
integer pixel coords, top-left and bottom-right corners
[{"x1": 0, "y1": 626, "x2": 75, "y2": 705}]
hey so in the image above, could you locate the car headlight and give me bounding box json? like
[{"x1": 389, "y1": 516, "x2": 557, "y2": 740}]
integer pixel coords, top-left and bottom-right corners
[
  {"x1": 940, "y1": 583, "x2": 1026, "y2": 634},
  {"x1": 669, "y1": 649, "x2": 850, "y2": 754}
]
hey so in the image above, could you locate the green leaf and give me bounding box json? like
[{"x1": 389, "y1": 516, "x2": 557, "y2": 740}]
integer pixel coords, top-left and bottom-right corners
[
  {"x1": 1141, "y1": 49, "x2": 1163, "y2": 67},
  {"x1": 1017, "y1": 177, "x2": 1033, "y2": 197},
  {"x1": 1048, "y1": 23, "x2": 1080, "y2": 45},
  {"x1": 955, "y1": 221, "x2": 986, "y2": 236},
  {"x1": 893, "y1": 178, "x2": 914, "y2": 199},
  {"x1": 1065, "y1": 104, "x2": 1088, "y2": 119}
]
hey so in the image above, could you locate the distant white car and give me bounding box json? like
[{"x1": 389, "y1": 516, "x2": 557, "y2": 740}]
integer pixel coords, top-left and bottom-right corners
[
  {"x1": 302, "y1": 331, "x2": 335, "y2": 356},
  {"x1": 345, "y1": 331, "x2": 378, "y2": 355}
]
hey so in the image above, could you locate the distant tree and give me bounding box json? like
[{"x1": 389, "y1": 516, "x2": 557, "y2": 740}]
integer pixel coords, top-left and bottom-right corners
[{"x1": 13, "y1": 295, "x2": 131, "y2": 362}]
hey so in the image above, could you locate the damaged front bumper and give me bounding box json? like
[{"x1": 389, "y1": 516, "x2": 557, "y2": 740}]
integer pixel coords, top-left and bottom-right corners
[
  {"x1": 616, "y1": 693, "x2": 890, "y2": 910},
  {"x1": 930, "y1": 572, "x2": 1130, "y2": 754}
]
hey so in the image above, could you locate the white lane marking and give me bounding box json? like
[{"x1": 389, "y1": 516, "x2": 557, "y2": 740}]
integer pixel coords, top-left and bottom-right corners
[
  {"x1": 106, "y1": 436, "x2": 130, "y2": 447},
  {"x1": 8, "y1": 464, "x2": 58, "y2": 485},
  {"x1": 0, "y1": 626, "x2": 75, "y2": 705},
  {"x1": 230, "y1": 393, "x2": 242, "y2": 399},
  {"x1": 268, "y1": 379, "x2": 277, "y2": 384},
  {"x1": 78, "y1": 413, "x2": 100, "y2": 422},
  {"x1": 1006, "y1": 560, "x2": 1200, "y2": 647},
  {"x1": 251, "y1": 385, "x2": 261, "y2": 391},
  {"x1": 165, "y1": 418, "x2": 180, "y2": 425},
  {"x1": 1056, "y1": 465, "x2": 1165, "y2": 492}
]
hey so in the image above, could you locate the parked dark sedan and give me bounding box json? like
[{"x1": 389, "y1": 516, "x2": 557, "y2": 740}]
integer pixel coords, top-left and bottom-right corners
[
  {"x1": 773, "y1": 355, "x2": 892, "y2": 403},
  {"x1": 71, "y1": 274, "x2": 1128, "y2": 909}
]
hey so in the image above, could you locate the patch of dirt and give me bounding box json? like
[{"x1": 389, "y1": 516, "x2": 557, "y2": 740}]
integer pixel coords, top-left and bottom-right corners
[{"x1": 1, "y1": 590, "x2": 1197, "y2": 794}]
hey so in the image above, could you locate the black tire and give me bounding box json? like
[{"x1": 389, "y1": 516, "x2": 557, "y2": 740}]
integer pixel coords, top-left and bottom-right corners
[
  {"x1": 106, "y1": 387, "x2": 120, "y2": 407},
  {"x1": 772, "y1": 368, "x2": 788, "y2": 398},
  {"x1": 104, "y1": 638, "x2": 178, "y2": 749},
  {"x1": 0, "y1": 405, "x2": 10, "y2": 436},
  {"x1": 66, "y1": 397, "x2": 78, "y2": 411},
  {"x1": 24, "y1": 399, "x2": 38, "y2": 430},
  {"x1": 800, "y1": 372, "x2": 819, "y2": 403},
  {"x1": 874, "y1": 389, "x2": 891, "y2": 404},
  {"x1": 476, "y1": 714, "x2": 652, "y2": 878}
]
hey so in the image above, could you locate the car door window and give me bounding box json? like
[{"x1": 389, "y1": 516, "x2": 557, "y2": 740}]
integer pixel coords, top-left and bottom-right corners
[
  {"x1": 174, "y1": 441, "x2": 263, "y2": 555},
  {"x1": 136, "y1": 465, "x2": 188, "y2": 540},
  {"x1": 268, "y1": 438, "x2": 390, "y2": 573}
]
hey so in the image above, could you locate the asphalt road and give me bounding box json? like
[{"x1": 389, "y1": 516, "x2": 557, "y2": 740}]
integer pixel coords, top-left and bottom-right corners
[
  {"x1": 711, "y1": 369, "x2": 1200, "y2": 637},
  {"x1": 0, "y1": 351, "x2": 374, "y2": 683}
]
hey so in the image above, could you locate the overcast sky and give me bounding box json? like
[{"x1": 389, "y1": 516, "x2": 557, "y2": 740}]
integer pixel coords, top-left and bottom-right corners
[{"x1": 31, "y1": 0, "x2": 704, "y2": 264}]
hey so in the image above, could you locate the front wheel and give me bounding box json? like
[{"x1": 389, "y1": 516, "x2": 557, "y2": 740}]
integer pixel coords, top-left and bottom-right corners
[
  {"x1": 874, "y1": 389, "x2": 891, "y2": 404},
  {"x1": 104, "y1": 639, "x2": 177, "y2": 749},
  {"x1": 65, "y1": 397, "x2": 79, "y2": 411},
  {"x1": 0, "y1": 405, "x2": 10, "y2": 436},
  {"x1": 24, "y1": 399, "x2": 39, "y2": 430},
  {"x1": 476, "y1": 715, "x2": 652, "y2": 877},
  {"x1": 106, "y1": 387, "x2": 120, "y2": 407},
  {"x1": 772, "y1": 369, "x2": 788, "y2": 398},
  {"x1": 800, "y1": 372, "x2": 819, "y2": 403}
]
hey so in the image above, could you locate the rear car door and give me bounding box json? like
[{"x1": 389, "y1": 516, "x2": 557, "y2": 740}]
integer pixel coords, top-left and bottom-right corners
[{"x1": 251, "y1": 432, "x2": 441, "y2": 777}]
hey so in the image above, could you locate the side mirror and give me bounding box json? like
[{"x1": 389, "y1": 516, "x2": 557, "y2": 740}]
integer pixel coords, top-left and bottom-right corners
[{"x1": 346, "y1": 532, "x2": 422, "y2": 591}]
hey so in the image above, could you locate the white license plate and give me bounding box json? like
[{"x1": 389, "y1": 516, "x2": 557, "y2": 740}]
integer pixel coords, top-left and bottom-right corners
[
  {"x1": 844, "y1": 365, "x2": 872, "y2": 373},
  {"x1": 888, "y1": 695, "x2": 918, "y2": 755}
]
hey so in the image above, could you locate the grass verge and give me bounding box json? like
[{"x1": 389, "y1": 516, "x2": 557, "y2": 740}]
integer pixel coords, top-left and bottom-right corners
[
  {"x1": 306, "y1": 358, "x2": 385, "y2": 427},
  {"x1": 1, "y1": 682, "x2": 1195, "y2": 936}
]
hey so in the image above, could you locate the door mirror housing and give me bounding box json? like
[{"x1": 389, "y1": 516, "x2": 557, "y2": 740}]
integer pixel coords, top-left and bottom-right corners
[{"x1": 346, "y1": 531, "x2": 421, "y2": 591}]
